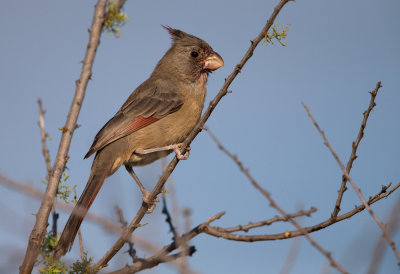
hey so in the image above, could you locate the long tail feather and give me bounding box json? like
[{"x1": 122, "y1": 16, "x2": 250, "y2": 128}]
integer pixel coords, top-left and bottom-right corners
[{"x1": 54, "y1": 153, "x2": 113, "y2": 259}]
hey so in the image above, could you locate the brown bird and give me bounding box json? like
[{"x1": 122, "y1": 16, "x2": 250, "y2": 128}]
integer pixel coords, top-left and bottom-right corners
[{"x1": 54, "y1": 26, "x2": 223, "y2": 258}]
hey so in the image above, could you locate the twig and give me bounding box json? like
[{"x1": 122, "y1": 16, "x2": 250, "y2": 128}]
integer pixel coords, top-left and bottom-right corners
[
  {"x1": 110, "y1": 212, "x2": 225, "y2": 273},
  {"x1": 303, "y1": 102, "x2": 400, "y2": 266},
  {"x1": 205, "y1": 127, "x2": 347, "y2": 274},
  {"x1": 204, "y1": 182, "x2": 400, "y2": 241},
  {"x1": 37, "y1": 99, "x2": 52, "y2": 181},
  {"x1": 114, "y1": 205, "x2": 136, "y2": 263},
  {"x1": 331, "y1": 82, "x2": 382, "y2": 219},
  {"x1": 0, "y1": 174, "x2": 163, "y2": 257},
  {"x1": 38, "y1": 99, "x2": 59, "y2": 234},
  {"x1": 109, "y1": 247, "x2": 196, "y2": 274},
  {"x1": 163, "y1": 166, "x2": 192, "y2": 274},
  {"x1": 77, "y1": 229, "x2": 85, "y2": 261},
  {"x1": 162, "y1": 196, "x2": 193, "y2": 274},
  {"x1": 1, "y1": 173, "x2": 398, "y2": 243},
  {"x1": 19, "y1": 0, "x2": 128, "y2": 272},
  {"x1": 92, "y1": 0, "x2": 295, "y2": 270},
  {"x1": 213, "y1": 207, "x2": 317, "y2": 233},
  {"x1": 162, "y1": 196, "x2": 178, "y2": 241},
  {"x1": 181, "y1": 208, "x2": 192, "y2": 274},
  {"x1": 367, "y1": 194, "x2": 400, "y2": 274}
]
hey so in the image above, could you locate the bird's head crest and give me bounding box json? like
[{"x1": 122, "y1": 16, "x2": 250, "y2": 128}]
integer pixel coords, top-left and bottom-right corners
[{"x1": 162, "y1": 25, "x2": 185, "y2": 40}]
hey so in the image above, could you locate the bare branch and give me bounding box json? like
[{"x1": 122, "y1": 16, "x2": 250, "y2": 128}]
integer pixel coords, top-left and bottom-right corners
[
  {"x1": 110, "y1": 212, "x2": 225, "y2": 273},
  {"x1": 92, "y1": 0, "x2": 295, "y2": 269},
  {"x1": 205, "y1": 128, "x2": 347, "y2": 274},
  {"x1": 19, "y1": 0, "x2": 130, "y2": 271},
  {"x1": 303, "y1": 102, "x2": 400, "y2": 266},
  {"x1": 37, "y1": 99, "x2": 52, "y2": 180},
  {"x1": 212, "y1": 207, "x2": 317, "y2": 233},
  {"x1": 331, "y1": 82, "x2": 383, "y2": 219},
  {"x1": 38, "y1": 99, "x2": 60, "y2": 234},
  {"x1": 77, "y1": 229, "x2": 85, "y2": 261},
  {"x1": 162, "y1": 196, "x2": 178, "y2": 241},
  {"x1": 109, "y1": 246, "x2": 196, "y2": 274},
  {"x1": 367, "y1": 194, "x2": 400, "y2": 274},
  {"x1": 0, "y1": 174, "x2": 161, "y2": 257}
]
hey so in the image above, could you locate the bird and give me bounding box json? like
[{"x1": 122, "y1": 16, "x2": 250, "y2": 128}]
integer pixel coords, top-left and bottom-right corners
[{"x1": 53, "y1": 26, "x2": 224, "y2": 258}]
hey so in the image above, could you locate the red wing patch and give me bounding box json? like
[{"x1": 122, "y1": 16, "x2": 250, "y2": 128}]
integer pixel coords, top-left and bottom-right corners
[{"x1": 120, "y1": 116, "x2": 159, "y2": 135}]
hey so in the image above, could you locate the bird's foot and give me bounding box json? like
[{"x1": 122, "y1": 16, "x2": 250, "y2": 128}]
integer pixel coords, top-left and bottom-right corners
[
  {"x1": 141, "y1": 189, "x2": 159, "y2": 214},
  {"x1": 171, "y1": 143, "x2": 190, "y2": 160},
  {"x1": 135, "y1": 143, "x2": 190, "y2": 160}
]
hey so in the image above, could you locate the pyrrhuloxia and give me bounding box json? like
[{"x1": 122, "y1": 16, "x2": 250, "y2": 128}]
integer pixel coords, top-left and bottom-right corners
[{"x1": 54, "y1": 26, "x2": 223, "y2": 258}]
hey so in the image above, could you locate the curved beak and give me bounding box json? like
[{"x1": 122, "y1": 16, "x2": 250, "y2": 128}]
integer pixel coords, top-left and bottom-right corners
[{"x1": 201, "y1": 52, "x2": 224, "y2": 71}]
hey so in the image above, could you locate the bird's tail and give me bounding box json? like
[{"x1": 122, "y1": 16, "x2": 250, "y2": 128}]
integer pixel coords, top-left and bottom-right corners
[{"x1": 54, "y1": 152, "x2": 113, "y2": 259}]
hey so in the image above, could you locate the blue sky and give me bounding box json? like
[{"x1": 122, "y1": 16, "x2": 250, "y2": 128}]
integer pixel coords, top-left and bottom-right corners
[{"x1": 1, "y1": 0, "x2": 399, "y2": 273}]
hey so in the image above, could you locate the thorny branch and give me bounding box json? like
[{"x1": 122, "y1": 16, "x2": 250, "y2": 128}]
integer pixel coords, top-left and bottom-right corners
[
  {"x1": 37, "y1": 99, "x2": 52, "y2": 181},
  {"x1": 205, "y1": 127, "x2": 347, "y2": 274},
  {"x1": 112, "y1": 178, "x2": 400, "y2": 273},
  {"x1": 38, "y1": 99, "x2": 59, "y2": 234},
  {"x1": 303, "y1": 101, "x2": 400, "y2": 266},
  {"x1": 110, "y1": 212, "x2": 225, "y2": 274},
  {"x1": 1, "y1": 172, "x2": 398, "y2": 272},
  {"x1": 212, "y1": 207, "x2": 317, "y2": 233},
  {"x1": 331, "y1": 82, "x2": 383, "y2": 219},
  {"x1": 19, "y1": 0, "x2": 127, "y2": 272},
  {"x1": 93, "y1": 0, "x2": 295, "y2": 270},
  {"x1": 204, "y1": 182, "x2": 399, "y2": 242},
  {"x1": 162, "y1": 196, "x2": 178, "y2": 241},
  {"x1": 0, "y1": 174, "x2": 163, "y2": 256}
]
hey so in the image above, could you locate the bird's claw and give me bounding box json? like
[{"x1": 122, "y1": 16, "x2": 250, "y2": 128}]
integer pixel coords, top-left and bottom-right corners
[
  {"x1": 173, "y1": 144, "x2": 190, "y2": 160},
  {"x1": 142, "y1": 189, "x2": 159, "y2": 214}
]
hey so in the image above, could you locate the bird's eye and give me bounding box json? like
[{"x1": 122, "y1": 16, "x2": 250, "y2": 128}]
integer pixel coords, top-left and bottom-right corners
[{"x1": 190, "y1": 51, "x2": 199, "y2": 58}]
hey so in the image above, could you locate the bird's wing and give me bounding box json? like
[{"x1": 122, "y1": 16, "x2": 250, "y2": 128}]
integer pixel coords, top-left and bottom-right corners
[{"x1": 84, "y1": 78, "x2": 183, "y2": 158}]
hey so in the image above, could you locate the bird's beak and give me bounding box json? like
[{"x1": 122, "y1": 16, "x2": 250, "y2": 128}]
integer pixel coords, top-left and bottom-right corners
[{"x1": 201, "y1": 52, "x2": 224, "y2": 71}]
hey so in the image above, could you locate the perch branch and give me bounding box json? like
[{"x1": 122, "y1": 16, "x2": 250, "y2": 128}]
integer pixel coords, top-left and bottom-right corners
[{"x1": 92, "y1": 0, "x2": 295, "y2": 270}]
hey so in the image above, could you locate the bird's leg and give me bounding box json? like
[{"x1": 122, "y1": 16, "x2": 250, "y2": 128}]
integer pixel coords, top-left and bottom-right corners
[
  {"x1": 135, "y1": 143, "x2": 190, "y2": 160},
  {"x1": 124, "y1": 165, "x2": 159, "y2": 213}
]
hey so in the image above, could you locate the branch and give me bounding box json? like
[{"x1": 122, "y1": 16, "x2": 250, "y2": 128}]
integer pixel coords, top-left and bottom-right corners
[
  {"x1": 114, "y1": 205, "x2": 136, "y2": 263},
  {"x1": 162, "y1": 196, "x2": 178, "y2": 241},
  {"x1": 110, "y1": 212, "x2": 225, "y2": 273},
  {"x1": 205, "y1": 128, "x2": 347, "y2": 274},
  {"x1": 19, "y1": 0, "x2": 128, "y2": 272},
  {"x1": 38, "y1": 99, "x2": 59, "y2": 234},
  {"x1": 92, "y1": 0, "x2": 295, "y2": 270},
  {"x1": 109, "y1": 246, "x2": 196, "y2": 274},
  {"x1": 0, "y1": 174, "x2": 161, "y2": 258},
  {"x1": 212, "y1": 207, "x2": 317, "y2": 233},
  {"x1": 367, "y1": 194, "x2": 400, "y2": 274},
  {"x1": 205, "y1": 182, "x2": 399, "y2": 241},
  {"x1": 303, "y1": 101, "x2": 400, "y2": 266},
  {"x1": 331, "y1": 82, "x2": 382, "y2": 218},
  {"x1": 37, "y1": 99, "x2": 52, "y2": 181}
]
